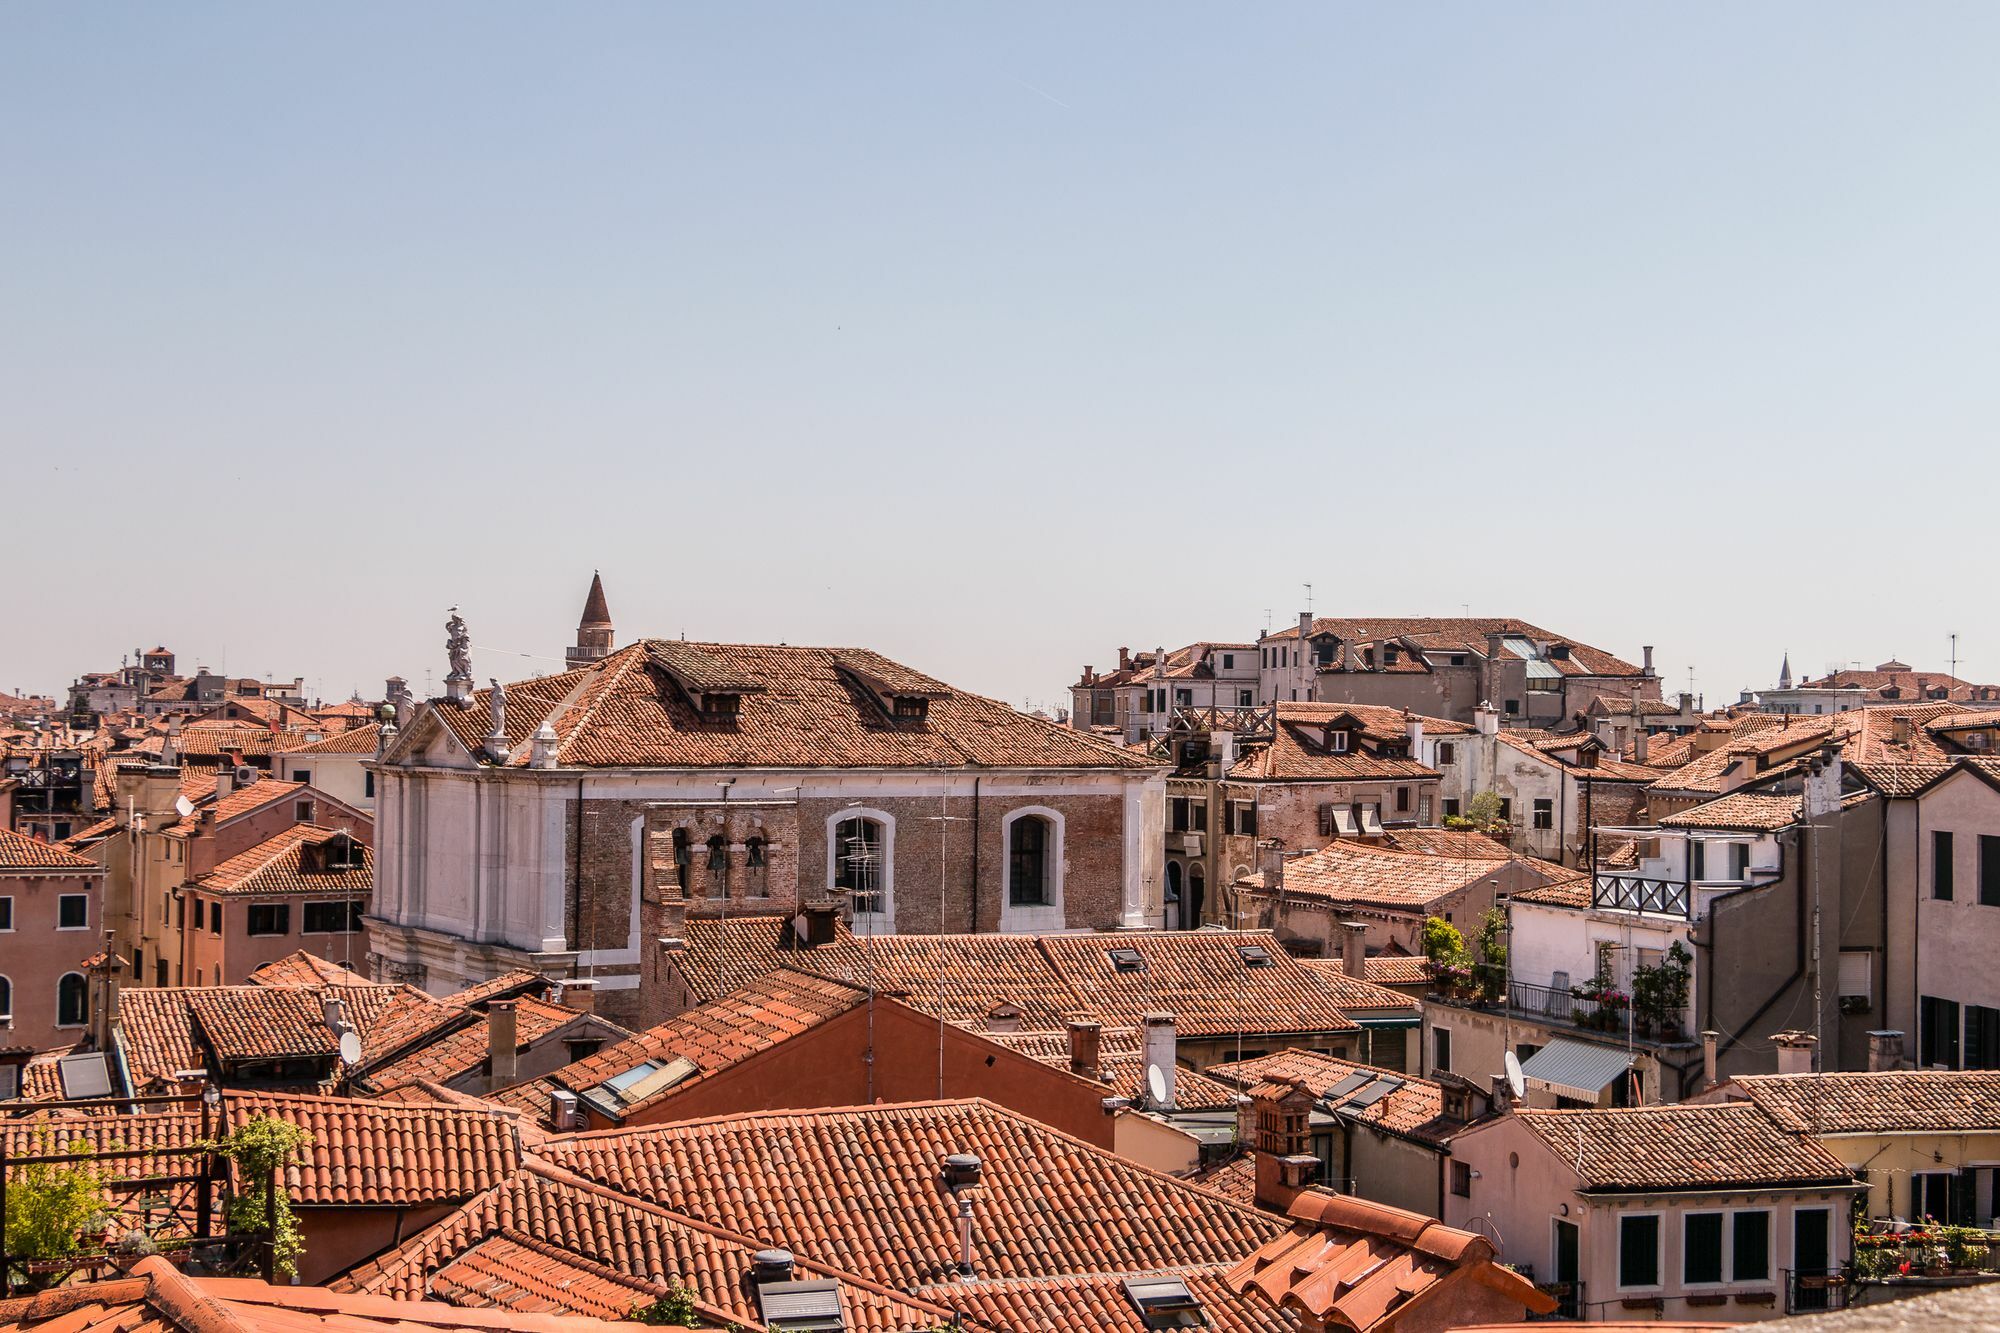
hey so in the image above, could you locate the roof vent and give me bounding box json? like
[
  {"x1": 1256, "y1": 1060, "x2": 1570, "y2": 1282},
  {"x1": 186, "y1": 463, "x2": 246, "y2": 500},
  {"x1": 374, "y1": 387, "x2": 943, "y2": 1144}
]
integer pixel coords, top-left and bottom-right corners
[
  {"x1": 1122, "y1": 1274, "x2": 1206, "y2": 1330},
  {"x1": 1108, "y1": 947, "x2": 1146, "y2": 973},
  {"x1": 755, "y1": 1277, "x2": 844, "y2": 1333},
  {"x1": 1236, "y1": 944, "x2": 1275, "y2": 968},
  {"x1": 750, "y1": 1248, "x2": 796, "y2": 1284}
]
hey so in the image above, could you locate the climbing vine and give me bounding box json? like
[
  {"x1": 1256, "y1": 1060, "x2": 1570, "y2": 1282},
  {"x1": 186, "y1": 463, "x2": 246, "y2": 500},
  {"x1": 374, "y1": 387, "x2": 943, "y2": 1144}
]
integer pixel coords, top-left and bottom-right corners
[{"x1": 204, "y1": 1116, "x2": 311, "y2": 1278}]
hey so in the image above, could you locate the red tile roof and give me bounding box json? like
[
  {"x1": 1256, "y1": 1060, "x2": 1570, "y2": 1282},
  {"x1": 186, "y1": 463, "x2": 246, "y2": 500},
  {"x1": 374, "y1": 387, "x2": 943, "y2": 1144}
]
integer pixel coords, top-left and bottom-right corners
[
  {"x1": 339, "y1": 1160, "x2": 962, "y2": 1333},
  {"x1": 984, "y1": 1027, "x2": 1242, "y2": 1108},
  {"x1": 1207, "y1": 1049, "x2": 1466, "y2": 1146},
  {"x1": 417, "y1": 641, "x2": 1154, "y2": 771},
  {"x1": 116, "y1": 983, "x2": 437, "y2": 1088},
  {"x1": 1266, "y1": 617, "x2": 1644, "y2": 679},
  {"x1": 283, "y1": 724, "x2": 383, "y2": 755},
  {"x1": 249, "y1": 951, "x2": 365, "y2": 988},
  {"x1": 1251, "y1": 841, "x2": 1538, "y2": 911},
  {"x1": 0, "y1": 1256, "x2": 655, "y2": 1333},
  {"x1": 1035, "y1": 931, "x2": 1360, "y2": 1040},
  {"x1": 1382, "y1": 828, "x2": 1511, "y2": 858},
  {"x1": 1226, "y1": 1190, "x2": 1551, "y2": 1328},
  {"x1": 540, "y1": 1099, "x2": 1285, "y2": 1290},
  {"x1": 0, "y1": 826, "x2": 102, "y2": 871},
  {"x1": 921, "y1": 1266, "x2": 1293, "y2": 1333},
  {"x1": 189, "y1": 825, "x2": 372, "y2": 897},
  {"x1": 1720, "y1": 1069, "x2": 2000, "y2": 1135},
  {"x1": 1512, "y1": 1103, "x2": 1854, "y2": 1191},
  {"x1": 361, "y1": 997, "x2": 594, "y2": 1095},
  {"x1": 1229, "y1": 703, "x2": 1459, "y2": 783}
]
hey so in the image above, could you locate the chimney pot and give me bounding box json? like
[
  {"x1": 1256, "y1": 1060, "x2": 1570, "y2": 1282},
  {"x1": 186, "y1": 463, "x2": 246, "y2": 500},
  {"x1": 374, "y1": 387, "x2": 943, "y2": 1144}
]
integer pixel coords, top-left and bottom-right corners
[
  {"x1": 1339, "y1": 920, "x2": 1368, "y2": 979},
  {"x1": 750, "y1": 1249, "x2": 795, "y2": 1285},
  {"x1": 1773, "y1": 1030, "x2": 1818, "y2": 1076},
  {"x1": 1642, "y1": 645, "x2": 1656, "y2": 676},
  {"x1": 1067, "y1": 1019, "x2": 1103, "y2": 1078},
  {"x1": 802, "y1": 898, "x2": 840, "y2": 947},
  {"x1": 1868, "y1": 1029, "x2": 1905, "y2": 1073},
  {"x1": 1141, "y1": 1012, "x2": 1177, "y2": 1111},
  {"x1": 487, "y1": 1000, "x2": 519, "y2": 1089},
  {"x1": 1701, "y1": 1029, "x2": 1720, "y2": 1090}
]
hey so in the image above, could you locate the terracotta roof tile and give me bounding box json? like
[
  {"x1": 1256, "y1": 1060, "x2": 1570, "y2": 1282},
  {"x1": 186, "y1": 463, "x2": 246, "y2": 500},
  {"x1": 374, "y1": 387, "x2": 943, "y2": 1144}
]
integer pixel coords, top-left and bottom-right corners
[
  {"x1": 0, "y1": 827, "x2": 101, "y2": 871},
  {"x1": 249, "y1": 950, "x2": 365, "y2": 988},
  {"x1": 1206, "y1": 1049, "x2": 1466, "y2": 1146},
  {"x1": 1254, "y1": 842, "x2": 1545, "y2": 912},
  {"x1": 1035, "y1": 931, "x2": 1360, "y2": 1040},
  {"x1": 919, "y1": 1266, "x2": 1292, "y2": 1333},
  {"x1": 539, "y1": 1099, "x2": 1285, "y2": 1290},
  {"x1": 1722, "y1": 1069, "x2": 2000, "y2": 1135},
  {"x1": 984, "y1": 1027, "x2": 1242, "y2": 1108},
  {"x1": 1381, "y1": 828, "x2": 1511, "y2": 858},
  {"x1": 1512, "y1": 1103, "x2": 1852, "y2": 1191},
  {"x1": 361, "y1": 997, "x2": 597, "y2": 1094},
  {"x1": 283, "y1": 723, "x2": 383, "y2": 755},
  {"x1": 189, "y1": 825, "x2": 372, "y2": 897}
]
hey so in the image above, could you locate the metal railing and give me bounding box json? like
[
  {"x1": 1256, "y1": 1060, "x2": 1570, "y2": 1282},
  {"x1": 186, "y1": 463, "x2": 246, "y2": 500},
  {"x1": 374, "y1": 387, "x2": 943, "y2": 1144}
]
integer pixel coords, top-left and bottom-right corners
[
  {"x1": 1592, "y1": 873, "x2": 1690, "y2": 917},
  {"x1": 1786, "y1": 1269, "x2": 1852, "y2": 1314},
  {"x1": 1507, "y1": 979, "x2": 1620, "y2": 1029}
]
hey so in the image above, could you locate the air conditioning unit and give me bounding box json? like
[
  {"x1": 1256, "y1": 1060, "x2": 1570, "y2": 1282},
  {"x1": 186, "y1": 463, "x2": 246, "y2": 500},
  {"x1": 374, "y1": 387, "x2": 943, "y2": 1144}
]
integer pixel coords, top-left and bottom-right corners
[
  {"x1": 235, "y1": 766, "x2": 258, "y2": 786},
  {"x1": 549, "y1": 1088, "x2": 579, "y2": 1131}
]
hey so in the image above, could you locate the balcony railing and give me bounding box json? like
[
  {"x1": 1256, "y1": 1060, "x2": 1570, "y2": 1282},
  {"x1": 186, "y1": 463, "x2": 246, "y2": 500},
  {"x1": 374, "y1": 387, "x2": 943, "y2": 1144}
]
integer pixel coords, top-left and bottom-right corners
[
  {"x1": 1786, "y1": 1269, "x2": 1852, "y2": 1314},
  {"x1": 1170, "y1": 704, "x2": 1275, "y2": 739},
  {"x1": 1507, "y1": 979, "x2": 1624, "y2": 1030},
  {"x1": 1592, "y1": 873, "x2": 1690, "y2": 917}
]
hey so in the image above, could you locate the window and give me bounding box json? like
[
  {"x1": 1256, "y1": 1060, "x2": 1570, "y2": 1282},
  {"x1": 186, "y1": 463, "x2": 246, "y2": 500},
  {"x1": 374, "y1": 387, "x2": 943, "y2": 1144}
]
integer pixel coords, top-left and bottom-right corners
[
  {"x1": 57, "y1": 895, "x2": 88, "y2": 930},
  {"x1": 1450, "y1": 1161, "x2": 1472, "y2": 1197},
  {"x1": 1733, "y1": 1209, "x2": 1770, "y2": 1281},
  {"x1": 1921, "y1": 994, "x2": 1961, "y2": 1069},
  {"x1": 247, "y1": 903, "x2": 291, "y2": 936},
  {"x1": 1504, "y1": 699, "x2": 1520, "y2": 715},
  {"x1": 1238, "y1": 688, "x2": 1254, "y2": 706},
  {"x1": 364, "y1": 772, "x2": 375, "y2": 798},
  {"x1": 1934, "y1": 831, "x2": 1954, "y2": 899},
  {"x1": 1983, "y1": 836, "x2": 2000, "y2": 907},
  {"x1": 1838, "y1": 951, "x2": 1873, "y2": 1007},
  {"x1": 1692, "y1": 841, "x2": 1708, "y2": 880},
  {"x1": 1730, "y1": 842, "x2": 1751, "y2": 880},
  {"x1": 209, "y1": 902, "x2": 222, "y2": 935},
  {"x1": 1436, "y1": 742, "x2": 1456, "y2": 766},
  {"x1": 1618, "y1": 1214, "x2": 1660, "y2": 1288},
  {"x1": 1170, "y1": 798, "x2": 1190, "y2": 833},
  {"x1": 1684, "y1": 1213, "x2": 1724, "y2": 1284},
  {"x1": 1532, "y1": 799, "x2": 1554, "y2": 830},
  {"x1": 671, "y1": 829, "x2": 691, "y2": 891},
  {"x1": 1109, "y1": 947, "x2": 1146, "y2": 973},
  {"x1": 1173, "y1": 688, "x2": 1192, "y2": 707},
  {"x1": 1228, "y1": 801, "x2": 1258, "y2": 836},
  {"x1": 1329, "y1": 730, "x2": 1349, "y2": 754},
  {"x1": 1221, "y1": 654, "x2": 1234, "y2": 670},
  {"x1": 57, "y1": 973, "x2": 87, "y2": 1028},
  {"x1": 1967, "y1": 1005, "x2": 2000, "y2": 1071},
  {"x1": 1396, "y1": 787, "x2": 1410, "y2": 814},
  {"x1": 155, "y1": 959, "x2": 168, "y2": 987},
  {"x1": 295, "y1": 800, "x2": 315, "y2": 823},
  {"x1": 834, "y1": 817, "x2": 887, "y2": 916},
  {"x1": 1009, "y1": 815, "x2": 1051, "y2": 906},
  {"x1": 0, "y1": 897, "x2": 11, "y2": 931},
  {"x1": 1914, "y1": 1173, "x2": 1956, "y2": 1222},
  {"x1": 304, "y1": 900, "x2": 365, "y2": 934},
  {"x1": 706, "y1": 834, "x2": 728, "y2": 872},
  {"x1": 292, "y1": 768, "x2": 311, "y2": 786},
  {"x1": 0, "y1": 975, "x2": 10, "y2": 1020},
  {"x1": 1432, "y1": 1026, "x2": 1452, "y2": 1073},
  {"x1": 1496, "y1": 798, "x2": 1512, "y2": 824},
  {"x1": 1442, "y1": 798, "x2": 1461, "y2": 819}
]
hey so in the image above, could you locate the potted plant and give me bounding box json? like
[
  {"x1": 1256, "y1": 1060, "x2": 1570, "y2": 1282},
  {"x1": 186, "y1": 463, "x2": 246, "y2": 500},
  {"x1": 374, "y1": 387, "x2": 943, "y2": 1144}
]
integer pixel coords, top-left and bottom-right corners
[{"x1": 1656, "y1": 942, "x2": 1691, "y2": 1040}]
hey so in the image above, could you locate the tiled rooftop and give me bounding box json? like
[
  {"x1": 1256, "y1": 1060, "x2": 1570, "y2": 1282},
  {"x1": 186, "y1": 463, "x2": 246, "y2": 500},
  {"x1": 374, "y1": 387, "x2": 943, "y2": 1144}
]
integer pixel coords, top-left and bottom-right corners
[
  {"x1": 1206, "y1": 1048, "x2": 1466, "y2": 1146},
  {"x1": 0, "y1": 826, "x2": 101, "y2": 871},
  {"x1": 1249, "y1": 841, "x2": 1541, "y2": 910},
  {"x1": 1722, "y1": 1069, "x2": 2000, "y2": 1135},
  {"x1": 1513, "y1": 1103, "x2": 1853, "y2": 1191},
  {"x1": 189, "y1": 825, "x2": 372, "y2": 898}
]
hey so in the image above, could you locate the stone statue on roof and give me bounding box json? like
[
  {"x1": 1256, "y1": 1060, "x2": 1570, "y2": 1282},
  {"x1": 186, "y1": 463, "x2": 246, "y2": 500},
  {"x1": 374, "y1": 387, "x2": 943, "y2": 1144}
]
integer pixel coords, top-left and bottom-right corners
[{"x1": 445, "y1": 609, "x2": 472, "y2": 682}]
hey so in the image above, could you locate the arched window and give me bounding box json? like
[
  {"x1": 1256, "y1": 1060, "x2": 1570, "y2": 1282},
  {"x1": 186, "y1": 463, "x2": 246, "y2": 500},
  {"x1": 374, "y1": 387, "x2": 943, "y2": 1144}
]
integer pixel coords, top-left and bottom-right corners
[
  {"x1": 1165, "y1": 861, "x2": 1184, "y2": 904},
  {"x1": 0, "y1": 976, "x2": 11, "y2": 1021},
  {"x1": 833, "y1": 817, "x2": 886, "y2": 916},
  {"x1": 745, "y1": 836, "x2": 767, "y2": 869},
  {"x1": 1186, "y1": 865, "x2": 1206, "y2": 931},
  {"x1": 57, "y1": 973, "x2": 87, "y2": 1028},
  {"x1": 671, "y1": 829, "x2": 691, "y2": 892},
  {"x1": 1008, "y1": 816, "x2": 1051, "y2": 906},
  {"x1": 706, "y1": 834, "x2": 728, "y2": 871}
]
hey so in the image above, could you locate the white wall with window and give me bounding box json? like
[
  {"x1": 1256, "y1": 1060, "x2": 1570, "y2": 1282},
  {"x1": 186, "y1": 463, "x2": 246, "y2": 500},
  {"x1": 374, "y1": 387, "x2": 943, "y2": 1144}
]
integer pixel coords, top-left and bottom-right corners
[{"x1": 999, "y1": 806, "x2": 1065, "y2": 933}]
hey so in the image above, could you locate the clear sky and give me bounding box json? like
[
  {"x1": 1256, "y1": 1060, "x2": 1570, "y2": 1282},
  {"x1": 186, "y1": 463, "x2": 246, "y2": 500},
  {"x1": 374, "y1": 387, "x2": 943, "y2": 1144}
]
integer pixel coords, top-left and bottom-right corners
[{"x1": 6, "y1": 4, "x2": 1997, "y2": 712}]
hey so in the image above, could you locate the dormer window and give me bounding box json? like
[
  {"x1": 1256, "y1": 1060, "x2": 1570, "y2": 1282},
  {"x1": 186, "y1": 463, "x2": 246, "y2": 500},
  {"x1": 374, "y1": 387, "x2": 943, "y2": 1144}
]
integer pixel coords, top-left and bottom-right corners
[
  {"x1": 1237, "y1": 944, "x2": 1274, "y2": 968},
  {"x1": 1549, "y1": 644, "x2": 1571, "y2": 660},
  {"x1": 1328, "y1": 730, "x2": 1350, "y2": 754},
  {"x1": 701, "y1": 693, "x2": 741, "y2": 719},
  {"x1": 891, "y1": 696, "x2": 929, "y2": 720},
  {"x1": 1109, "y1": 947, "x2": 1146, "y2": 973}
]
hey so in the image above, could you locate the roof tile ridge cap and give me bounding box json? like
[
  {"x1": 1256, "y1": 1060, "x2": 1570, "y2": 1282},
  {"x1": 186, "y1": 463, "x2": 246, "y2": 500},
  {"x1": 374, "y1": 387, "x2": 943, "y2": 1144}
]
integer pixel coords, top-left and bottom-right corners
[
  {"x1": 536, "y1": 645, "x2": 643, "y2": 761},
  {"x1": 484, "y1": 1225, "x2": 666, "y2": 1293},
  {"x1": 131, "y1": 1254, "x2": 260, "y2": 1333},
  {"x1": 1029, "y1": 934, "x2": 1098, "y2": 1020}
]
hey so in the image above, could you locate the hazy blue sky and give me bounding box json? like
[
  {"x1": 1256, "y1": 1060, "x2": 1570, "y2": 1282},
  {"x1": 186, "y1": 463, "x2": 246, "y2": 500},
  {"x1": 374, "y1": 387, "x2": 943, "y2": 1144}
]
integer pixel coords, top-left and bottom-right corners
[{"x1": 6, "y1": 5, "x2": 1997, "y2": 712}]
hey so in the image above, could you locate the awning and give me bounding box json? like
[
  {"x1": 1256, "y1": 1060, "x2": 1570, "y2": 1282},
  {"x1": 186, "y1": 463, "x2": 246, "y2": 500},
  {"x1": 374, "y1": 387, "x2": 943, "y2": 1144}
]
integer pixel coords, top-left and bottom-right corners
[{"x1": 1519, "y1": 1037, "x2": 1635, "y2": 1102}]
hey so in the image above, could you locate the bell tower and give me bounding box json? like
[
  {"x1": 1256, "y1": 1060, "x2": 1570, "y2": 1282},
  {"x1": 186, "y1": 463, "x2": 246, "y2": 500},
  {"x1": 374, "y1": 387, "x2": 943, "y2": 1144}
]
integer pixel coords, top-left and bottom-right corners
[{"x1": 567, "y1": 571, "x2": 615, "y2": 668}]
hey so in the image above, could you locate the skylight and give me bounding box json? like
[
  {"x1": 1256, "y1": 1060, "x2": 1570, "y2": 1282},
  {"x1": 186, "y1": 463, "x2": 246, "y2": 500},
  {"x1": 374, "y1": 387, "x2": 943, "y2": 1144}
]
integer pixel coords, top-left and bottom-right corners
[
  {"x1": 1109, "y1": 947, "x2": 1146, "y2": 973},
  {"x1": 1122, "y1": 1275, "x2": 1206, "y2": 1330},
  {"x1": 1236, "y1": 944, "x2": 1274, "y2": 968}
]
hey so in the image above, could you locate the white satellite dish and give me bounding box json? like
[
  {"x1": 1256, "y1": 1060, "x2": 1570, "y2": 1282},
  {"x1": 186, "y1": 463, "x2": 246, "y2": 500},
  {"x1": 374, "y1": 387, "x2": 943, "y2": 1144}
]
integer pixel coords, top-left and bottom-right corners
[
  {"x1": 174, "y1": 794, "x2": 195, "y2": 818},
  {"x1": 1503, "y1": 1050, "x2": 1526, "y2": 1100},
  {"x1": 1145, "y1": 1062, "x2": 1169, "y2": 1107},
  {"x1": 338, "y1": 1031, "x2": 364, "y2": 1066}
]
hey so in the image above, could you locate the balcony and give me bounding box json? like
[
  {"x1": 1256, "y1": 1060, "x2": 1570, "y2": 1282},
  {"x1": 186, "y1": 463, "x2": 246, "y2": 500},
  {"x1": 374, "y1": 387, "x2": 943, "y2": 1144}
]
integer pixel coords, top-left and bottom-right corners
[{"x1": 1592, "y1": 873, "x2": 1690, "y2": 917}]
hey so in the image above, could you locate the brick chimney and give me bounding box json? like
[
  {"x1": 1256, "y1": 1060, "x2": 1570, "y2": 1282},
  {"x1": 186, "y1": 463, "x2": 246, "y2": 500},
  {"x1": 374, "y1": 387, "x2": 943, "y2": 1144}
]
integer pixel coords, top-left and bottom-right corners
[
  {"x1": 1241, "y1": 1080, "x2": 1319, "y2": 1212},
  {"x1": 1067, "y1": 1019, "x2": 1102, "y2": 1079},
  {"x1": 1118, "y1": 647, "x2": 1131, "y2": 671},
  {"x1": 1773, "y1": 1030, "x2": 1817, "y2": 1076},
  {"x1": 801, "y1": 898, "x2": 840, "y2": 947},
  {"x1": 1339, "y1": 920, "x2": 1367, "y2": 979},
  {"x1": 1258, "y1": 839, "x2": 1286, "y2": 892},
  {"x1": 985, "y1": 1003, "x2": 1023, "y2": 1035},
  {"x1": 1868, "y1": 1029, "x2": 1905, "y2": 1073},
  {"x1": 487, "y1": 1000, "x2": 519, "y2": 1089},
  {"x1": 559, "y1": 979, "x2": 596, "y2": 1014}
]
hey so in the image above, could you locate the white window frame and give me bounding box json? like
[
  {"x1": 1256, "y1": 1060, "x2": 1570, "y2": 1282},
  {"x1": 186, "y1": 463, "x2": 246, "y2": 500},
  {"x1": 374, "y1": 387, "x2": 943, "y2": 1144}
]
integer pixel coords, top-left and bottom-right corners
[
  {"x1": 56, "y1": 894, "x2": 89, "y2": 931},
  {"x1": 55, "y1": 972, "x2": 87, "y2": 1030},
  {"x1": 0, "y1": 895, "x2": 12, "y2": 931},
  {"x1": 826, "y1": 808, "x2": 896, "y2": 934},
  {"x1": 1615, "y1": 1210, "x2": 1665, "y2": 1292},
  {"x1": 998, "y1": 806, "x2": 1065, "y2": 933},
  {"x1": 0, "y1": 973, "x2": 12, "y2": 1023}
]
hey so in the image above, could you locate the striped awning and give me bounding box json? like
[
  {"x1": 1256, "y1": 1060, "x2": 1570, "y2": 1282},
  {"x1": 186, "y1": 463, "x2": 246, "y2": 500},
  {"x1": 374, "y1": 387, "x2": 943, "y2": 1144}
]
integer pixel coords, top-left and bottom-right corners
[{"x1": 1519, "y1": 1037, "x2": 1634, "y2": 1102}]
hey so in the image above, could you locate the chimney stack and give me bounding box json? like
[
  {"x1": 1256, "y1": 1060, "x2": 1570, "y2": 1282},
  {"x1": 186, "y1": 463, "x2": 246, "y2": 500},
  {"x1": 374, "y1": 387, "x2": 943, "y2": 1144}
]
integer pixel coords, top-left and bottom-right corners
[
  {"x1": 1631, "y1": 688, "x2": 1649, "y2": 765},
  {"x1": 1142, "y1": 1012, "x2": 1177, "y2": 1111},
  {"x1": 1257, "y1": 839, "x2": 1286, "y2": 892},
  {"x1": 1339, "y1": 920, "x2": 1368, "y2": 979},
  {"x1": 1868, "y1": 1029, "x2": 1905, "y2": 1073},
  {"x1": 214, "y1": 766, "x2": 234, "y2": 800},
  {"x1": 1118, "y1": 647, "x2": 1131, "y2": 671},
  {"x1": 487, "y1": 1000, "x2": 519, "y2": 1089},
  {"x1": 1642, "y1": 646, "x2": 1656, "y2": 677},
  {"x1": 321, "y1": 993, "x2": 348, "y2": 1034},
  {"x1": 1701, "y1": 1030, "x2": 1719, "y2": 1090},
  {"x1": 1405, "y1": 711, "x2": 1424, "y2": 757},
  {"x1": 802, "y1": 898, "x2": 840, "y2": 947},
  {"x1": 1245, "y1": 1080, "x2": 1319, "y2": 1212},
  {"x1": 1475, "y1": 702, "x2": 1500, "y2": 737},
  {"x1": 750, "y1": 1249, "x2": 795, "y2": 1286},
  {"x1": 1773, "y1": 1030, "x2": 1818, "y2": 1076},
  {"x1": 560, "y1": 979, "x2": 596, "y2": 1014},
  {"x1": 1067, "y1": 1019, "x2": 1103, "y2": 1079}
]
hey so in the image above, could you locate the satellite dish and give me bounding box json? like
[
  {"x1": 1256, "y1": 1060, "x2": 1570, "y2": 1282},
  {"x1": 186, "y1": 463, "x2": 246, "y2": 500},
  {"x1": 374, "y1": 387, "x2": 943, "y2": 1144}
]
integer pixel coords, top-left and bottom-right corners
[
  {"x1": 1504, "y1": 1050, "x2": 1526, "y2": 1100},
  {"x1": 174, "y1": 795, "x2": 195, "y2": 818},
  {"x1": 338, "y1": 1031, "x2": 364, "y2": 1065},
  {"x1": 1145, "y1": 1062, "x2": 1169, "y2": 1107}
]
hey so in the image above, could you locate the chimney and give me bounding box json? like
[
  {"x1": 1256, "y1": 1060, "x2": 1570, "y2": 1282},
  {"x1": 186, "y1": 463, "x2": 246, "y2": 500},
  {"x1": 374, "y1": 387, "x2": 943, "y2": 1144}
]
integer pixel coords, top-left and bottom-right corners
[
  {"x1": 321, "y1": 993, "x2": 348, "y2": 1034},
  {"x1": 1082, "y1": 665, "x2": 1094, "y2": 686},
  {"x1": 1257, "y1": 839, "x2": 1286, "y2": 892},
  {"x1": 1153, "y1": 647, "x2": 1167, "y2": 681},
  {"x1": 1118, "y1": 647, "x2": 1131, "y2": 671},
  {"x1": 1701, "y1": 1030, "x2": 1719, "y2": 1090},
  {"x1": 487, "y1": 1000, "x2": 519, "y2": 1089},
  {"x1": 1489, "y1": 1074, "x2": 1517, "y2": 1112},
  {"x1": 802, "y1": 898, "x2": 840, "y2": 947},
  {"x1": 530, "y1": 720, "x2": 559, "y2": 770},
  {"x1": 984, "y1": 1003, "x2": 1023, "y2": 1035},
  {"x1": 560, "y1": 979, "x2": 596, "y2": 1014},
  {"x1": 1892, "y1": 715, "x2": 1916, "y2": 746},
  {"x1": 1404, "y1": 711, "x2": 1423, "y2": 756},
  {"x1": 1474, "y1": 702, "x2": 1500, "y2": 737},
  {"x1": 1142, "y1": 1012, "x2": 1177, "y2": 1111},
  {"x1": 1245, "y1": 1080, "x2": 1318, "y2": 1212},
  {"x1": 1642, "y1": 646, "x2": 1656, "y2": 677},
  {"x1": 214, "y1": 766, "x2": 234, "y2": 800},
  {"x1": 942, "y1": 1154, "x2": 983, "y2": 1279},
  {"x1": 660, "y1": 894, "x2": 688, "y2": 944},
  {"x1": 1868, "y1": 1030, "x2": 1905, "y2": 1073},
  {"x1": 1631, "y1": 689, "x2": 1649, "y2": 765},
  {"x1": 1339, "y1": 920, "x2": 1367, "y2": 979},
  {"x1": 1803, "y1": 746, "x2": 1843, "y2": 819},
  {"x1": 1773, "y1": 1030, "x2": 1818, "y2": 1076},
  {"x1": 750, "y1": 1248, "x2": 795, "y2": 1285},
  {"x1": 1067, "y1": 1019, "x2": 1103, "y2": 1079}
]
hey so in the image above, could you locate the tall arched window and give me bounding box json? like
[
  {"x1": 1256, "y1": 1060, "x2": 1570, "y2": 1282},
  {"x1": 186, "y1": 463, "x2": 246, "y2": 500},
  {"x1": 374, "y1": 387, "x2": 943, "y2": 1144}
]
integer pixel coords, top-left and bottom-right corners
[
  {"x1": 1186, "y1": 865, "x2": 1206, "y2": 931},
  {"x1": 671, "y1": 829, "x2": 691, "y2": 892},
  {"x1": 57, "y1": 973, "x2": 87, "y2": 1028},
  {"x1": 1008, "y1": 816, "x2": 1051, "y2": 906},
  {"x1": 833, "y1": 817, "x2": 886, "y2": 916},
  {"x1": 1165, "y1": 861, "x2": 1184, "y2": 929}
]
